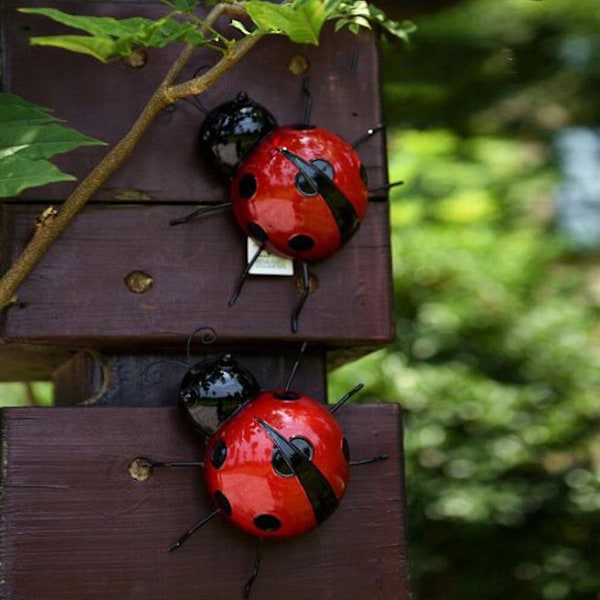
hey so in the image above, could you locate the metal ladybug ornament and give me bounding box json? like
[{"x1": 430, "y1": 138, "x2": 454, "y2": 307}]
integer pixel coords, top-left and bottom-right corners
[
  {"x1": 138, "y1": 344, "x2": 387, "y2": 599},
  {"x1": 172, "y1": 86, "x2": 402, "y2": 333},
  {"x1": 203, "y1": 388, "x2": 350, "y2": 540},
  {"x1": 230, "y1": 124, "x2": 369, "y2": 262}
]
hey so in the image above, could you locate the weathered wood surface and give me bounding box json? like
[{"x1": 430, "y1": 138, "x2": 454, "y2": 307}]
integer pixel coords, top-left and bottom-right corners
[
  {"x1": 2, "y1": 1, "x2": 387, "y2": 203},
  {"x1": 52, "y1": 347, "x2": 329, "y2": 406},
  {"x1": 0, "y1": 1, "x2": 395, "y2": 381},
  {"x1": 1, "y1": 203, "x2": 395, "y2": 346},
  {"x1": 0, "y1": 404, "x2": 411, "y2": 600}
]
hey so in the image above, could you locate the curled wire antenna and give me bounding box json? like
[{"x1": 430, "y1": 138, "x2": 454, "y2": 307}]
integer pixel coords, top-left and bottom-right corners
[
  {"x1": 140, "y1": 326, "x2": 217, "y2": 385},
  {"x1": 180, "y1": 65, "x2": 213, "y2": 114},
  {"x1": 185, "y1": 326, "x2": 218, "y2": 362},
  {"x1": 142, "y1": 358, "x2": 190, "y2": 386}
]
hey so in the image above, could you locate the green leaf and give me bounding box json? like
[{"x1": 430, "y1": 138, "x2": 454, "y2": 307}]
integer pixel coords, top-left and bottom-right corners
[
  {"x1": 0, "y1": 154, "x2": 76, "y2": 198},
  {"x1": 18, "y1": 7, "x2": 215, "y2": 62},
  {"x1": 329, "y1": 2, "x2": 415, "y2": 42},
  {"x1": 161, "y1": 0, "x2": 200, "y2": 12},
  {"x1": 244, "y1": 2, "x2": 295, "y2": 35},
  {"x1": 0, "y1": 93, "x2": 58, "y2": 126},
  {"x1": 0, "y1": 93, "x2": 105, "y2": 197},
  {"x1": 29, "y1": 34, "x2": 118, "y2": 63},
  {"x1": 0, "y1": 123, "x2": 103, "y2": 161},
  {"x1": 245, "y1": 0, "x2": 327, "y2": 45},
  {"x1": 287, "y1": 0, "x2": 327, "y2": 44},
  {"x1": 230, "y1": 19, "x2": 254, "y2": 36},
  {"x1": 19, "y1": 8, "x2": 153, "y2": 39},
  {"x1": 324, "y1": 0, "x2": 344, "y2": 11}
]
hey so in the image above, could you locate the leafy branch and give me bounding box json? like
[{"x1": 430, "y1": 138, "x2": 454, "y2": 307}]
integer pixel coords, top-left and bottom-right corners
[
  {"x1": 0, "y1": 0, "x2": 412, "y2": 312},
  {"x1": 18, "y1": 4, "x2": 236, "y2": 62}
]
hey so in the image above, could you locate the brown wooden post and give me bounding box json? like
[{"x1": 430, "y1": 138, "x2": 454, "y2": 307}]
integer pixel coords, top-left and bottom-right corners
[{"x1": 1, "y1": 1, "x2": 412, "y2": 598}]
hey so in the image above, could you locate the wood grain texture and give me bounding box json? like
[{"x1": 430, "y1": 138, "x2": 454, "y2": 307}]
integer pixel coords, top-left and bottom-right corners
[
  {"x1": 2, "y1": 1, "x2": 387, "y2": 203},
  {"x1": 52, "y1": 348, "x2": 329, "y2": 406},
  {"x1": 0, "y1": 404, "x2": 411, "y2": 600},
  {"x1": 1, "y1": 203, "x2": 395, "y2": 346}
]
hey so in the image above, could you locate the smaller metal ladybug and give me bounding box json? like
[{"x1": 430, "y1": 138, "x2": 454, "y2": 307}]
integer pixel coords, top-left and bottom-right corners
[
  {"x1": 203, "y1": 388, "x2": 350, "y2": 540},
  {"x1": 137, "y1": 346, "x2": 386, "y2": 599}
]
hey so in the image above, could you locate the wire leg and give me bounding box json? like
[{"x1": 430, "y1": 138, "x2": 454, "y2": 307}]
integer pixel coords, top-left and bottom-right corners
[
  {"x1": 168, "y1": 510, "x2": 220, "y2": 552},
  {"x1": 350, "y1": 454, "x2": 389, "y2": 466},
  {"x1": 128, "y1": 457, "x2": 204, "y2": 482},
  {"x1": 369, "y1": 180, "x2": 404, "y2": 193},
  {"x1": 229, "y1": 242, "x2": 266, "y2": 306},
  {"x1": 169, "y1": 202, "x2": 232, "y2": 226},
  {"x1": 291, "y1": 262, "x2": 310, "y2": 334},
  {"x1": 146, "y1": 459, "x2": 205, "y2": 468},
  {"x1": 243, "y1": 538, "x2": 264, "y2": 600}
]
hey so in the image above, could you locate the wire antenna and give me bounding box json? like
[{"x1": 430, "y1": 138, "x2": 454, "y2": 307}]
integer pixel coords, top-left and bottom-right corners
[
  {"x1": 184, "y1": 326, "x2": 218, "y2": 363},
  {"x1": 181, "y1": 65, "x2": 213, "y2": 114},
  {"x1": 229, "y1": 242, "x2": 266, "y2": 306},
  {"x1": 284, "y1": 341, "x2": 309, "y2": 391},
  {"x1": 329, "y1": 383, "x2": 364, "y2": 414},
  {"x1": 301, "y1": 76, "x2": 313, "y2": 125}
]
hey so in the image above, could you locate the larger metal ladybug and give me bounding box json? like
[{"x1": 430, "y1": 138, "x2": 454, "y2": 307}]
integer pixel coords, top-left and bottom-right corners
[
  {"x1": 137, "y1": 347, "x2": 386, "y2": 599},
  {"x1": 172, "y1": 90, "x2": 400, "y2": 333},
  {"x1": 231, "y1": 124, "x2": 368, "y2": 262}
]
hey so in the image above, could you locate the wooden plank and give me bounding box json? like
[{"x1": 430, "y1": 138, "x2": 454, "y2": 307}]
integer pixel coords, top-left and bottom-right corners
[
  {"x1": 2, "y1": 0, "x2": 387, "y2": 203},
  {"x1": 1, "y1": 203, "x2": 395, "y2": 345},
  {"x1": 0, "y1": 404, "x2": 411, "y2": 600},
  {"x1": 52, "y1": 348, "x2": 329, "y2": 406}
]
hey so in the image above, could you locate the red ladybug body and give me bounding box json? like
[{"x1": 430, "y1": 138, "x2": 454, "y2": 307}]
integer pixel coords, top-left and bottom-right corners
[
  {"x1": 203, "y1": 389, "x2": 350, "y2": 539},
  {"x1": 230, "y1": 125, "x2": 369, "y2": 262}
]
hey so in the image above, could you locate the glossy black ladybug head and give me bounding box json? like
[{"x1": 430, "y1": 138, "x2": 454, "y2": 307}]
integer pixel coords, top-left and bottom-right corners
[
  {"x1": 198, "y1": 92, "x2": 277, "y2": 178},
  {"x1": 178, "y1": 354, "x2": 260, "y2": 437}
]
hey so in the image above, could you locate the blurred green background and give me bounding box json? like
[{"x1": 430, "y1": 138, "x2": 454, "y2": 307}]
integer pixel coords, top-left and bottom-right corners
[
  {"x1": 331, "y1": 0, "x2": 600, "y2": 598},
  {"x1": 2, "y1": 0, "x2": 600, "y2": 598}
]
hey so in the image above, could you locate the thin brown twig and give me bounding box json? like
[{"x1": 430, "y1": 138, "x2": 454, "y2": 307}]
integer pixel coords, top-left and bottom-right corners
[{"x1": 0, "y1": 2, "x2": 263, "y2": 312}]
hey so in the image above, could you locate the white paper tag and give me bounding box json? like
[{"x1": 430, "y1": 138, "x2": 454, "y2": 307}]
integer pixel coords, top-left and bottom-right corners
[{"x1": 247, "y1": 238, "x2": 294, "y2": 276}]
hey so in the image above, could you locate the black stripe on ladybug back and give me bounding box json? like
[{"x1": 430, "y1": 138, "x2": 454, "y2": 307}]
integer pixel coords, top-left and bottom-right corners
[
  {"x1": 277, "y1": 148, "x2": 360, "y2": 244},
  {"x1": 256, "y1": 418, "x2": 340, "y2": 524}
]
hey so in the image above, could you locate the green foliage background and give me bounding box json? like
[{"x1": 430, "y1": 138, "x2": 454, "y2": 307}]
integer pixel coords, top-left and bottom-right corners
[
  {"x1": 330, "y1": 1, "x2": 600, "y2": 598},
  {"x1": 2, "y1": 0, "x2": 600, "y2": 597}
]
